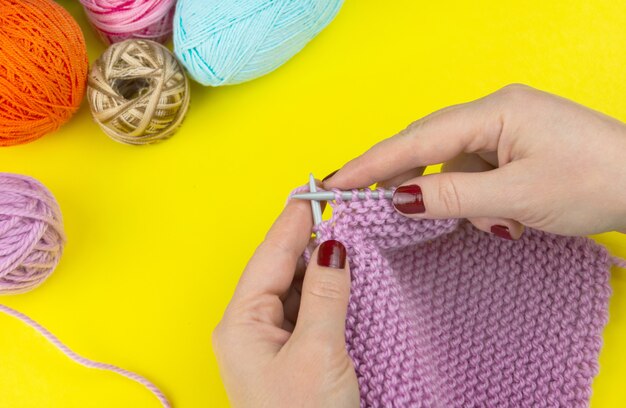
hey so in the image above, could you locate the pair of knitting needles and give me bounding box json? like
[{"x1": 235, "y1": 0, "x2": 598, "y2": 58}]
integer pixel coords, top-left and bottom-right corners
[{"x1": 292, "y1": 174, "x2": 394, "y2": 225}]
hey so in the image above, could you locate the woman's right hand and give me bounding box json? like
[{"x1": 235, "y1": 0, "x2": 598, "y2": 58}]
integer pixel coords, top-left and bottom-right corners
[{"x1": 324, "y1": 84, "x2": 626, "y2": 238}]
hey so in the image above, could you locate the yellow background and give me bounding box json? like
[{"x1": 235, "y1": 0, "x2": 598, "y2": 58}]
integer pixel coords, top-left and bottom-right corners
[{"x1": 1, "y1": 0, "x2": 625, "y2": 406}]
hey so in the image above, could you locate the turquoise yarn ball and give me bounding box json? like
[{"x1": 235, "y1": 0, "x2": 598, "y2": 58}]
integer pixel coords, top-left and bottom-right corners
[{"x1": 173, "y1": 0, "x2": 343, "y2": 86}]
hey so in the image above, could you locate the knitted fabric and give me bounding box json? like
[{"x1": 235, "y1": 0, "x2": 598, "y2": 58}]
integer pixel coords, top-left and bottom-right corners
[{"x1": 308, "y1": 189, "x2": 615, "y2": 408}]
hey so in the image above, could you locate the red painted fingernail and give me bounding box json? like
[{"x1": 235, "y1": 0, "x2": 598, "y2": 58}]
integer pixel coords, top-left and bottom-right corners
[
  {"x1": 491, "y1": 225, "x2": 513, "y2": 240},
  {"x1": 317, "y1": 240, "x2": 346, "y2": 269},
  {"x1": 392, "y1": 185, "x2": 426, "y2": 214},
  {"x1": 322, "y1": 169, "x2": 339, "y2": 182}
]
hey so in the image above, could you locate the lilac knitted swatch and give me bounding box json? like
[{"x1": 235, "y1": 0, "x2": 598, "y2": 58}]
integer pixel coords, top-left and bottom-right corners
[{"x1": 310, "y1": 189, "x2": 616, "y2": 407}]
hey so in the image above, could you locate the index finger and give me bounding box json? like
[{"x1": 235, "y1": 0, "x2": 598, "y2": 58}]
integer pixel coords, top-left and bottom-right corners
[
  {"x1": 231, "y1": 197, "x2": 313, "y2": 302},
  {"x1": 324, "y1": 91, "x2": 507, "y2": 190}
]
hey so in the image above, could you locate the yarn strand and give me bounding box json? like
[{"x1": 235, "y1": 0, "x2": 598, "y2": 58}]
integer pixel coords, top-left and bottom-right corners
[
  {"x1": 612, "y1": 256, "x2": 626, "y2": 268},
  {"x1": 0, "y1": 304, "x2": 171, "y2": 407}
]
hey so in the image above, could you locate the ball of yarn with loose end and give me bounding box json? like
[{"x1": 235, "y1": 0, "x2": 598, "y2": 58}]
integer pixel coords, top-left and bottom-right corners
[
  {"x1": 0, "y1": 0, "x2": 88, "y2": 146},
  {"x1": 80, "y1": 0, "x2": 176, "y2": 45},
  {"x1": 0, "y1": 173, "x2": 65, "y2": 295},
  {"x1": 0, "y1": 173, "x2": 168, "y2": 405},
  {"x1": 88, "y1": 39, "x2": 190, "y2": 145},
  {"x1": 174, "y1": 0, "x2": 344, "y2": 86}
]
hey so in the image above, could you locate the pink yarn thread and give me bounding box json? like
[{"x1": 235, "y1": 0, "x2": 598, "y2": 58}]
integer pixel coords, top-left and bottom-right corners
[
  {"x1": 0, "y1": 173, "x2": 64, "y2": 294},
  {"x1": 295, "y1": 187, "x2": 617, "y2": 407},
  {"x1": 80, "y1": 0, "x2": 176, "y2": 44},
  {"x1": 613, "y1": 256, "x2": 626, "y2": 268},
  {"x1": 0, "y1": 173, "x2": 170, "y2": 406},
  {"x1": 0, "y1": 304, "x2": 170, "y2": 407}
]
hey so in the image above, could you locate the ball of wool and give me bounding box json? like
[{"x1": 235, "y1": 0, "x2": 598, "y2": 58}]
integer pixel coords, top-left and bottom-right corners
[
  {"x1": 173, "y1": 0, "x2": 344, "y2": 86},
  {"x1": 87, "y1": 39, "x2": 190, "y2": 145},
  {"x1": 0, "y1": 0, "x2": 88, "y2": 146},
  {"x1": 0, "y1": 173, "x2": 65, "y2": 295},
  {"x1": 80, "y1": 0, "x2": 177, "y2": 45}
]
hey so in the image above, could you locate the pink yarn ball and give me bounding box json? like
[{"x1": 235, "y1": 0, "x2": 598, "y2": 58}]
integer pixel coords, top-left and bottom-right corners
[
  {"x1": 0, "y1": 173, "x2": 65, "y2": 295},
  {"x1": 80, "y1": 0, "x2": 176, "y2": 45}
]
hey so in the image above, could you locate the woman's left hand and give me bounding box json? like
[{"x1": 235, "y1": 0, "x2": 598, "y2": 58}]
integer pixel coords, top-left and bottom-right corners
[{"x1": 212, "y1": 198, "x2": 359, "y2": 408}]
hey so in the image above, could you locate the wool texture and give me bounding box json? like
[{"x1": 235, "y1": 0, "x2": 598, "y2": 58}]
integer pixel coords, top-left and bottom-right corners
[
  {"x1": 0, "y1": 173, "x2": 64, "y2": 294},
  {"x1": 80, "y1": 0, "x2": 176, "y2": 45},
  {"x1": 173, "y1": 0, "x2": 343, "y2": 86},
  {"x1": 308, "y1": 189, "x2": 615, "y2": 407},
  {"x1": 0, "y1": 172, "x2": 170, "y2": 406},
  {"x1": 0, "y1": 304, "x2": 171, "y2": 407},
  {"x1": 0, "y1": 0, "x2": 88, "y2": 145},
  {"x1": 88, "y1": 39, "x2": 190, "y2": 145}
]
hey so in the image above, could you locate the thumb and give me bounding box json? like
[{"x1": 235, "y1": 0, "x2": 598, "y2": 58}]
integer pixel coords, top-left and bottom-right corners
[
  {"x1": 392, "y1": 166, "x2": 521, "y2": 220},
  {"x1": 294, "y1": 240, "x2": 351, "y2": 344}
]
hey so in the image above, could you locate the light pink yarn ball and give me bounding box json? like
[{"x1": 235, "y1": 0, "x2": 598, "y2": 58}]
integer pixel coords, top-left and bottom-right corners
[
  {"x1": 0, "y1": 173, "x2": 65, "y2": 295},
  {"x1": 80, "y1": 0, "x2": 177, "y2": 45}
]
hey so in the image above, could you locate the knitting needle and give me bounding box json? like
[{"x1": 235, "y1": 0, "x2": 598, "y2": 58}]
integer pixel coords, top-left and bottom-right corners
[
  {"x1": 292, "y1": 189, "x2": 394, "y2": 201},
  {"x1": 309, "y1": 173, "x2": 323, "y2": 226}
]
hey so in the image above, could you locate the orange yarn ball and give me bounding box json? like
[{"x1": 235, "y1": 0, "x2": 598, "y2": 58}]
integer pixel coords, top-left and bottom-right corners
[{"x1": 0, "y1": 0, "x2": 88, "y2": 146}]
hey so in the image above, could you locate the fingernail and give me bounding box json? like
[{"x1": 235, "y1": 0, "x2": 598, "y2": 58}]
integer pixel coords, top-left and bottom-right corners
[
  {"x1": 392, "y1": 185, "x2": 426, "y2": 214},
  {"x1": 491, "y1": 225, "x2": 513, "y2": 240},
  {"x1": 322, "y1": 169, "x2": 339, "y2": 182},
  {"x1": 317, "y1": 240, "x2": 346, "y2": 269}
]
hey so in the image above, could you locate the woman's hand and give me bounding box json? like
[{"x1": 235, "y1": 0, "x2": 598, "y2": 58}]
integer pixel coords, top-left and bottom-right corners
[
  {"x1": 324, "y1": 84, "x2": 626, "y2": 238},
  {"x1": 212, "y1": 199, "x2": 359, "y2": 408}
]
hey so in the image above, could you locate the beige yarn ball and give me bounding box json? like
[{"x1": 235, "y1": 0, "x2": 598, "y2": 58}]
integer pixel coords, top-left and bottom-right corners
[{"x1": 87, "y1": 39, "x2": 190, "y2": 145}]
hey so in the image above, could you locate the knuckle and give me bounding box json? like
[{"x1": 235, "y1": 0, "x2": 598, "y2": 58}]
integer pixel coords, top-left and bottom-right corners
[
  {"x1": 259, "y1": 236, "x2": 290, "y2": 257},
  {"x1": 496, "y1": 83, "x2": 535, "y2": 103},
  {"x1": 406, "y1": 117, "x2": 428, "y2": 133},
  {"x1": 436, "y1": 175, "x2": 463, "y2": 217},
  {"x1": 508, "y1": 185, "x2": 529, "y2": 216},
  {"x1": 300, "y1": 335, "x2": 346, "y2": 360},
  {"x1": 306, "y1": 275, "x2": 346, "y2": 301},
  {"x1": 211, "y1": 323, "x2": 225, "y2": 351},
  {"x1": 256, "y1": 238, "x2": 299, "y2": 266},
  {"x1": 499, "y1": 82, "x2": 532, "y2": 93},
  {"x1": 507, "y1": 182, "x2": 537, "y2": 220},
  {"x1": 403, "y1": 115, "x2": 436, "y2": 142},
  {"x1": 228, "y1": 294, "x2": 283, "y2": 326},
  {"x1": 405, "y1": 113, "x2": 439, "y2": 141},
  {"x1": 401, "y1": 118, "x2": 434, "y2": 163}
]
